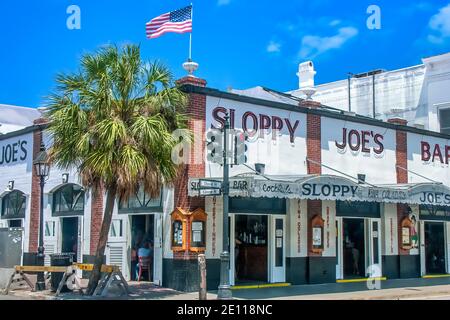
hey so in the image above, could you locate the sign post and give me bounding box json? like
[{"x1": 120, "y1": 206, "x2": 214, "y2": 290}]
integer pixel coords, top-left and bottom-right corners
[{"x1": 217, "y1": 113, "x2": 232, "y2": 300}]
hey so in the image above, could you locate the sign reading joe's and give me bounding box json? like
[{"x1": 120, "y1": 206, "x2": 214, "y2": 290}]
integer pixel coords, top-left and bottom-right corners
[{"x1": 0, "y1": 134, "x2": 31, "y2": 165}]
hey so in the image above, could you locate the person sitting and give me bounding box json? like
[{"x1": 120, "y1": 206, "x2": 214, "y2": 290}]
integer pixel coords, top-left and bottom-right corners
[{"x1": 136, "y1": 241, "x2": 152, "y2": 281}]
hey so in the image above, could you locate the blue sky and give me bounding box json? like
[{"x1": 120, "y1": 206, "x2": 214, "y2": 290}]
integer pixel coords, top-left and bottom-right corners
[{"x1": 1, "y1": 0, "x2": 450, "y2": 108}]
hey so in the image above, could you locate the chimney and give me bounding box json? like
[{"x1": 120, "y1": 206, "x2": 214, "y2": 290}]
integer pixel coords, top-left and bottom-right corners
[
  {"x1": 297, "y1": 61, "x2": 317, "y2": 100},
  {"x1": 387, "y1": 118, "x2": 408, "y2": 126}
]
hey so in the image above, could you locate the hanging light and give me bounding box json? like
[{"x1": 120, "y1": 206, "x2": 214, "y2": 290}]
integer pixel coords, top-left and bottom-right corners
[{"x1": 33, "y1": 142, "x2": 50, "y2": 178}]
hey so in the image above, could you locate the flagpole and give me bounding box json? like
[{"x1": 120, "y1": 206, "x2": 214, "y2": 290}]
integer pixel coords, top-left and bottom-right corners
[{"x1": 189, "y1": 3, "x2": 193, "y2": 61}]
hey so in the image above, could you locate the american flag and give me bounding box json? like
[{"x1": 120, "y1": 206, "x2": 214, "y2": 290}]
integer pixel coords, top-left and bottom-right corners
[{"x1": 146, "y1": 6, "x2": 192, "y2": 39}]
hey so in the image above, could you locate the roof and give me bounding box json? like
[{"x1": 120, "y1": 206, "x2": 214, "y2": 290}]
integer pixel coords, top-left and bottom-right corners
[{"x1": 0, "y1": 104, "x2": 41, "y2": 134}]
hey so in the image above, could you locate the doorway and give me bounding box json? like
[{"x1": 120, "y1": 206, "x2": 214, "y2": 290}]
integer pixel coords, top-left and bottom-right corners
[
  {"x1": 342, "y1": 218, "x2": 365, "y2": 278},
  {"x1": 130, "y1": 215, "x2": 154, "y2": 281},
  {"x1": 234, "y1": 215, "x2": 268, "y2": 284},
  {"x1": 61, "y1": 217, "x2": 78, "y2": 262},
  {"x1": 424, "y1": 222, "x2": 446, "y2": 274}
]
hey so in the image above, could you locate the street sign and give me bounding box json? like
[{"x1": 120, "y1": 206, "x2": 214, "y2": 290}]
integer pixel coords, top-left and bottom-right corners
[
  {"x1": 199, "y1": 179, "x2": 222, "y2": 189},
  {"x1": 199, "y1": 188, "x2": 222, "y2": 196}
]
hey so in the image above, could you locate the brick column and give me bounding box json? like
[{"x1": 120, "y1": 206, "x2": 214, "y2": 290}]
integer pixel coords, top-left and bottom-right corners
[
  {"x1": 303, "y1": 100, "x2": 323, "y2": 257},
  {"x1": 173, "y1": 77, "x2": 207, "y2": 262},
  {"x1": 90, "y1": 187, "x2": 103, "y2": 255},
  {"x1": 175, "y1": 77, "x2": 207, "y2": 213},
  {"x1": 29, "y1": 119, "x2": 48, "y2": 252},
  {"x1": 388, "y1": 118, "x2": 410, "y2": 256}
]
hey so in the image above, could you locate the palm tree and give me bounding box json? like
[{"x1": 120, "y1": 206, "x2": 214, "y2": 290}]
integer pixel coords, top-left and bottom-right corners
[{"x1": 45, "y1": 44, "x2": 188, "y2": 295}]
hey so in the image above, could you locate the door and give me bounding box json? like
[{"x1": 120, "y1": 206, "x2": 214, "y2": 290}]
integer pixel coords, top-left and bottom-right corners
[
  {"x1": 153, "y1": 213, "x2": 163, "y2": 286},
  {"x1": 106, "y1": 217, "x2": 128, "y2": 278},
  {"x1": 229, "y1": 214, "x2": 236, "y2": 286},
  {"x1": 43, "y1": 218, "x2": 59, "y2": 266},
  {"x1": 77, "y1": 216, "x2": 83, "y2": 263},
  {"x1": 366, "y1": 218, "x2": 382, "y2": 277},
  {"x1": 420, "y1": 220, "x2": 426, "y2": 276},
  {"x1": 445, "y1": 222, "x2": 450, "y2": 274},
  {"x1": 336, "y1": 217, "x2": 343, "y2": 279},
  {"x1": 270, "y1": 215, "x2": 286, "y2": 283}
]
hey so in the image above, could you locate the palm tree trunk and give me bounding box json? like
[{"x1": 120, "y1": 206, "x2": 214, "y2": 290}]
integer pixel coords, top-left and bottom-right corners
[{"x1": 86, "y1": 184, "x2": 117, "y2": 295}]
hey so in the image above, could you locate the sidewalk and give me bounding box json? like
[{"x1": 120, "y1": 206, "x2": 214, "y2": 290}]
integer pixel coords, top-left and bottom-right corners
[{"x1": 3, "y1": 277, "x2": 450, "y2": 300}]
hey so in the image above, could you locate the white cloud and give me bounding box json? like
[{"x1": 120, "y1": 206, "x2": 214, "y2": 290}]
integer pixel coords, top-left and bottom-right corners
[
  {"x1": 329, "y1": 19, "x2": 341, "y2": 27},
  {"x1": 267, "y1": 41, "x2": 281, "y2": 53},
  {"x1": 217, "y1": 0, "x2": 231, "y2": 6},
  {"x1": 427, "y1": 4, "x2": 450, "y2": 44},
  {"x1": 299, "y1": 26, "x2": 358, "y2": 59}
]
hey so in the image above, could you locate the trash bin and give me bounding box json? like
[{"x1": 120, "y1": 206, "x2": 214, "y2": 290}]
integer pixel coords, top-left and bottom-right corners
[{"x1": 50, "y1": 253, "x2": 74, "y2": 292}]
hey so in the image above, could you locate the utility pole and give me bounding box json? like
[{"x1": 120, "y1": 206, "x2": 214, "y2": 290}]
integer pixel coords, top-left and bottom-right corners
[{"x1": 217, "y1": 113, "x2": 232, "y2": 300}]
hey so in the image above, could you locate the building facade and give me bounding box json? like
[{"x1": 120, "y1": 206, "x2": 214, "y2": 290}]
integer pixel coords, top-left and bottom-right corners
[{"x1": 1, "y1": 75, "x2": 450, "y2": 292}]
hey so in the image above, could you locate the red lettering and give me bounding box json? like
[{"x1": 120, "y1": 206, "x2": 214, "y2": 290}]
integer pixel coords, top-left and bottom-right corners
[
  {"x1": 433, "y1": 144, "x2": 444, "y2": 164},
  {"x1": 335, "y1": 128, "x2": 347, "y2": 150},
  {"x1": 272, "y1": 116, "x2": 283, "y2": 140},
  {"x1": 361, "y1": 131, "x2": 371, "y2": 153},
  {"x1": 348, "y1": 129, "x2": 361, "y2": 151},
  {"x1": 373, "y1": 134, "x2": 384, "y2": 154},
  {"x1": 285, "y1": 119, "x2": 300, "y2": 143},
  {"x1": 212, "y1": 107, "x2": 227, "y2": 129},
  {"x1": 446, "y1": 145, "x2": 450, "y2": 165},
  {"x1": 259, "y1": 114, "x2": 271, "y2": 138},
  {"x1": 242, "y1": 112, "x2": 258, "y2": 137},
  {"x1": 421, "y1": 141, "x2": 431, "y2": 161}
]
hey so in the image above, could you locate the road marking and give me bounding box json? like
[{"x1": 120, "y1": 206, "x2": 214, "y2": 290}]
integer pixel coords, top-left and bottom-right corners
[
  {"x1": 336, "y1": 277, "x2": 387, "y2": 283},
  {"x1": 232, "y1": 283, "x2": 291, "y2": 290}
]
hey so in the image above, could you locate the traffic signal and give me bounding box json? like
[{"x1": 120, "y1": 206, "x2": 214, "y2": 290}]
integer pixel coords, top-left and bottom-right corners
[
  {"x1": 206, "y1": 129, "x2": 223, "y2": 164},
  {"x1": 234, "y1": 130, "x2": 248, "y2": 165}
]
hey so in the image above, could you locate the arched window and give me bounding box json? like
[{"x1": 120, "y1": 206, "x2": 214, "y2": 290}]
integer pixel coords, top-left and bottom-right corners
[
  {"x1": 119, "y1": 188, "x2": 162, "y2": 213},
  {"x1": 52, "y1": 184, "x2": 85, "y2": 216},
  {"x1": 1, "y1": 190, "x2": 26, "y2": 219}
]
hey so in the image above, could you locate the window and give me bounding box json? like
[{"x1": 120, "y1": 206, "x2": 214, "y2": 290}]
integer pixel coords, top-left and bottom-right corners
[
  {"x1": 419, "y1": 205, "x2": 450, "y2": 221},
  {"x1": 1, "y1": 190, "x2": 26, "y2": 219},
  {"x1": 118, "y1": 188, "x2": 162, "y2": 213},
  {"x1": 109, "y1": 219, "x2": 123, "y2": 238},
  {"x1": 439, "y1": 107, "x2": 450, "y2": 135},
  {"x1": 52, "y1": 184, "x2": 85, "y2": 216},
  {"x1": 45, "y1": 221, "x2": 56, "y2": 237},
  {"x1": 336, "y1": 201, "x2": 380, "y2": 218},
  {"x1": 9, "y1": 219, "x2": 22, "y2": 228}
]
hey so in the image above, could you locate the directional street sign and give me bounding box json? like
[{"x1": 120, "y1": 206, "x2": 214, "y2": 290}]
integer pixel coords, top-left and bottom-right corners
[
  {"x1": 199, "y1": 179, "x2": 222, "y2": 189},
  {"x1": 199, "y1": 188, "x2": 222, "y2": 196}
]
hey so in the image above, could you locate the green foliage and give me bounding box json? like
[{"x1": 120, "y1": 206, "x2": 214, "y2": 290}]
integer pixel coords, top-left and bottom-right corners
[{"x1": 45, "y1": 44, "x2": 189, "y2": 200}]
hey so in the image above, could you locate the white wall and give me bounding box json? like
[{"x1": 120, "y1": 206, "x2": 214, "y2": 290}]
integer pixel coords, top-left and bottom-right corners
[
  {"x1": 321, "y1": 117, "x2": 397, "y2": 184},
  {"x1": 322, "y1": 200, "x2": 336, "y2": 257},
  {"x1": 407, "y1": 132, "x2": 450, "y2": 184},
  {"x1": 0, "y1": 132, "x2": 33, "y2": 251},
  {"x1": 381, "y1": 203, "x2": 398, "y2": 256},
  {"x1": 286, "y1": 199, "x2": 308, "y2": 258},
  {"x1": 205, "y1": 96, "x2": 308, "y2": 177}
]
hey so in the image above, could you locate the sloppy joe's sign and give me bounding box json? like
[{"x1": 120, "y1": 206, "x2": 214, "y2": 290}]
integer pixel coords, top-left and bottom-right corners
[
  {"x1": 211, "y1": 106, "x2": 301, "y2": 143},
  {"x1": 189, "y1": 177, "x2": 450, "y2": 207},
  {"x1": 0, "y1": 137, "x2": 29, "y2": 165}
]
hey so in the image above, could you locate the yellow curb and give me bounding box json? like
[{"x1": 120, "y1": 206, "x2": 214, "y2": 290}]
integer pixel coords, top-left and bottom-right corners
[
  {"x1": 422, "y1": 274, "x2": 450, "y2": 279},
  {"x1": 231, "y1": 283, "x2": 291, "y2": 290},
  {"x1": 336, "y1": 277, "x2": 387, "y2": 283}
]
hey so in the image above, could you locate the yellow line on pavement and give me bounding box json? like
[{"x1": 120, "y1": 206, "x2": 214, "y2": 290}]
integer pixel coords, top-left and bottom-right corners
[
  {"x1": 336, "y1": 277, "x2": 387, "y2": 283},
  {"x1": 422, "y1": 274, "x2": 450, "y2": 279},
  {"x1": 231, "y1": 283, "x2": 291, "y2": 290}
]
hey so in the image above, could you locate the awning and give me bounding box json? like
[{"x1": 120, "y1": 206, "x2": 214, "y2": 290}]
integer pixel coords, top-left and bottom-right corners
[{"x1": 188, "y1": 174, "x2": 450, "y2": 207}]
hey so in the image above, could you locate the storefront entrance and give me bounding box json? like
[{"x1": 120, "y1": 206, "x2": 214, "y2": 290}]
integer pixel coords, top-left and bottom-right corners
[
  {"x1": 230, "y1": 213, "x2": 286, "y2": 285},
  {"x1": 342, "y1": 218, "x2": 365, "y2": 278},
  {"x1": 424, "y1": 222, "x2": 446, "y2": 275},
  {"x1": 130, "y1": 214, "x2": 154, "y2": 281},
  {"x1": 61, "y1": 217, "x2": 79, "y2": 262},
  {"x1": 336, "y1": 216, "x2": 381, "y2": 280}
]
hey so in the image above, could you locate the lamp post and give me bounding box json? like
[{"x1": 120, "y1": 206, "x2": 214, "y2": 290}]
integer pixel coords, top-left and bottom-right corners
[
  {"x1": 217, "y1": 113, "x2": 232, "y2": 300},
  {"x1": 33, "y1": 141, "x2": 50, "y2": 291}
]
